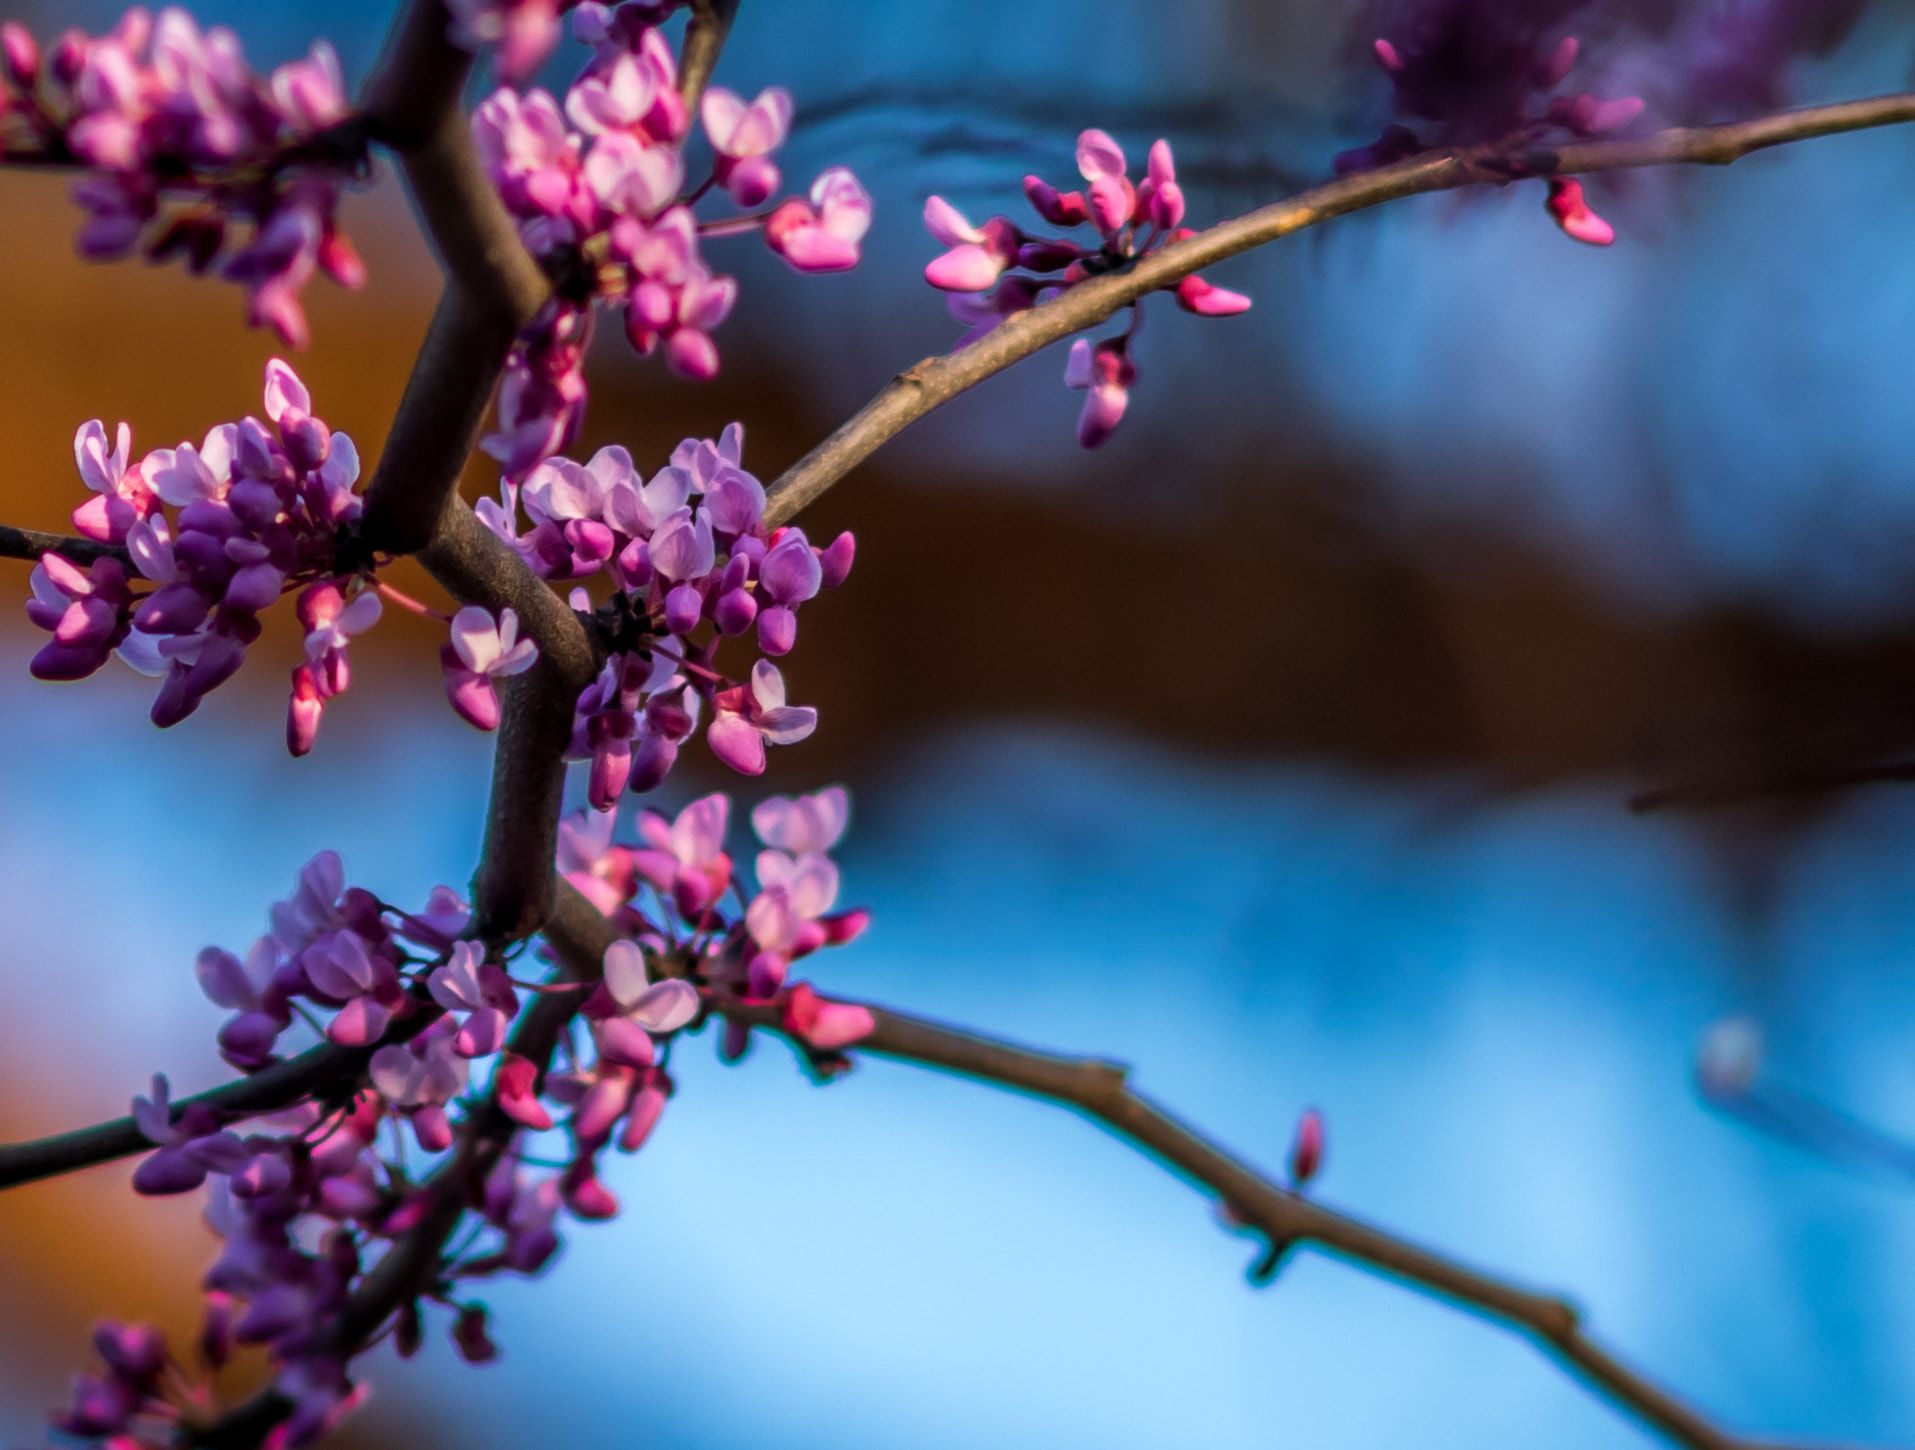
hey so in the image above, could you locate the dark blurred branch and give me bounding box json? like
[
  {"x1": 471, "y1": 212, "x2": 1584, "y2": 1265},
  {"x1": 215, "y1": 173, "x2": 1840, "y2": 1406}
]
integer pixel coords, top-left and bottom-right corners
[
  {"x1": 1705, "y1": 1076, "x2": 1915, "y2": 1181},
  {"x1": 0, "y1": 1009, "x2": 442, "y2": 1192},
  {"x1": 678, "y1": 0, "x2": 742, "y2": 111},
  {"x1": 712, "y1": 982, "x2": 1853, "y2": 1450},
  {"x1": 0, "y1": 525, "x2": 128, "y2": 566},
  {"x1": 763, "y1": 91, "x2": 1915, "y2": 529},
  {"x1": 1633, "y1": 757, "x2": 1915, "y2": 812}
]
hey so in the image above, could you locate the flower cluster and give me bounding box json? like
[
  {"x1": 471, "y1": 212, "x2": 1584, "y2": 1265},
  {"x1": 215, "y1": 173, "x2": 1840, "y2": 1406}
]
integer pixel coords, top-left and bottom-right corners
[
  {"x1": 472, "y1": 1, "x2": 871, "y2": 476},
  {"x1": 54, "y1": 788, "x2": 870, "y2": 1449},
  {"x1": 1334, "y1": 2, "x2": 1644, "y2": 247},
  {"x1": 922, "y1": 129, "x2": 1250, "y2": 449},
  {"x1": 25, "y1": 360, "x2": 549, "y2": 752},
  {"x1": 478, "y1": 423, "x2": 851, "y2": 794},
  {"x1": 0, "y1": 7, "x2": 367, "y2": 345},
  {"x1": 27, "y1": 359, "x2": 379, "y2": 740}
]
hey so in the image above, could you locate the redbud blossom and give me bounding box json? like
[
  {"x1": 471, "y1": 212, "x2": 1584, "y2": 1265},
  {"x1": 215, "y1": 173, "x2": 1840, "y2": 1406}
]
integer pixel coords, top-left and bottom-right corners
[
  {"x1": 923, "y1": 129, "x2": 1246, "y2": 447},
  {"x1": 1545, "y1": 177, "x2": 1615, "y2": 246},
  {"x1": 1289, "y1": 1107, "x2": 1326, "y2": 1189},
  {"x1": 441, "y1": 606, "x2": 540, "y2": 731}
]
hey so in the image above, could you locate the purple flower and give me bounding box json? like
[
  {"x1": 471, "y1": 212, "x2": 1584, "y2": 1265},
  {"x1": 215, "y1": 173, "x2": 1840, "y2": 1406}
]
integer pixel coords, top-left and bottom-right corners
[
  {"x1": 197, "y1": 937, "x2": 292, "y2": 1070},
  {"x1": 70, "y1": 418, "x2": 158, "y2": 543},
  {"x1": 558, "y1": 807, "x2": 639, "y2": 915},
  {"x1": 763, "y1": 166, "x2": 874, "y2": 274},
  {"x1": 441, "y1": 606, "x2": 541, "y2": 731},
  {"x1": 632, "y1": 793, "x2": 733, "y2": 916},
  {"x1": 370, "y1": 1017, "x2": 469, "y2": 1152},
  {"x1": 1064, "y1": 336, "x2": 1137, "y2": 449},
  {"x1": 707, "y1": 660, "x2": 817, "y2": 776},
  {"x1": 752, "y1": 786, "x2": 850, "y2": 856},
  {"x1": 428, "y1": 942, "x2": 522, "y2": 1058},
  {"x1": 597, "y1": 939, "x2": 700, "y2": 1067},
  {"x1": 700, "y1": 86, "x2": 792, "y2": 206},
  {"x1": 922, "y1": 130, "x2": 1246, "y2": 447},
  {"x1": 25, "y1": 551, "x2": 132, "y2": 681}
]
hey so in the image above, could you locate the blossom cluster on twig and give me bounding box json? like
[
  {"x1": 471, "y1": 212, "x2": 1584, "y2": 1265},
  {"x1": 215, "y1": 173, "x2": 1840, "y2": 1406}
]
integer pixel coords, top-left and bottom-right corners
[
  {"x1": 479, "y1": 423, "x2": 852, "y2": 790},
  {"x1": 47, "y1": 787, "x2": 871, "y2": 1450},
  {"x1": 1334, "y1": 3, "x2": 1644, "y2": 246},
  {"x1": 922, "y1": 129, "x2": 1251, "y2": 449},
  {"x1": 23, "y1": 357, "x2": 557, "y2": 751},
  {"x1": 0, "y1": 7, "x2": 367, "y2": 345},
  {"x1": 473, "y1": 1, "x2": 872, "y2": 478}
]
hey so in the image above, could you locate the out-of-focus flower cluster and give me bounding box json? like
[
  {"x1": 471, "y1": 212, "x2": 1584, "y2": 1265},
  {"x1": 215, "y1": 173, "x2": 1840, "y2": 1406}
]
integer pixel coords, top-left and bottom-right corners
[
  {"x1": 54, "y1": 788, "x2": 870, "y2": 1449},
  {"x1": 25, "y1": 359, "x2": 544, "y2": 752},
  {"x1": 472, "y1": 0, "x2": 871, "y2": 477},
  {"x1": 1333, "y1": 1, "x2": 1645, "y2": 246},
  {"x1": 0, "y1": 7, "x2": 368, "y2": 346},
  {"x1": 479, "y1": 423, "x2": 851, "y2": 791},
  {"x1": 921, "y1": 129, "x2": 1250, "y2": 449}
]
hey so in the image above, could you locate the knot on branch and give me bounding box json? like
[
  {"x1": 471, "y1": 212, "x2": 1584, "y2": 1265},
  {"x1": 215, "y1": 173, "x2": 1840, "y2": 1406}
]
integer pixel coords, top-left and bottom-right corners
[
  {"x1": 1246, "y1": 1232, "x2": 1301, "y2": 1286},
  {"x1": 581, "y1": 590, "x2": 659, "y2": 659}
]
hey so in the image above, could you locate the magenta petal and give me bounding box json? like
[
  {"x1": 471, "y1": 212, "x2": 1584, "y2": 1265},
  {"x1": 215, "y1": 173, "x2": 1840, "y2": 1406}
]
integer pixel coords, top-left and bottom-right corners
[
  {"x1": 328, "y1": 995, "x2": 392, "y2": 1046},
  {"x1": 598, "y1": 1016, "x2": 658, "y2": 1069},
  {"x1": 707, "y1": 713, "x2": 766, "y2": 775},
  {"x1": 133, "y1": 1147, "x2": 209, "y2": 1195},
  {"x1": 447, "y1": 669, "x2": 503, "y2": 731},
  {"x1": 455, "y1": 1007, "x2": 509, "y2": 1058},
  {"x1": 924, "y1": 243, "x2": 1005, "y2": 293},
  {"x1": 806, "y1": 1002, "x2": 877, "y2": 1050}
]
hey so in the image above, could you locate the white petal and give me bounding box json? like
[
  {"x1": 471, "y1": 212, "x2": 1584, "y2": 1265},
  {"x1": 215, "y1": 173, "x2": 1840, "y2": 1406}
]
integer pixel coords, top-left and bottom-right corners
[{"x1": 602, "y1": 939, "x2": 651, "y2": 1008}]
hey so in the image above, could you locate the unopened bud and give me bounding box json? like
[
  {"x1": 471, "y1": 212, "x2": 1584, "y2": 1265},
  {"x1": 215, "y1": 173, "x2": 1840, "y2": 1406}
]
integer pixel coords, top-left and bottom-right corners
[
  {"x1": 453, "y1": 1304, "x2": 497, "y2": 1363},
  {"x1": 1287, "y1": 1107, "x2": 1325, "y2": 1189}
]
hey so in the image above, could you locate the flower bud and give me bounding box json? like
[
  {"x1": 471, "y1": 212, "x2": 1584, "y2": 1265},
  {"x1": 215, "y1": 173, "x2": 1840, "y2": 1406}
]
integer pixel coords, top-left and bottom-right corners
[
  {"x1": 2, "y1": 22, "x2": 40, "y2": 86},
  {"x1": 1287, "y1": 1107, "x2": 1324, "y2": 1189},
  {"x1": 453, "y1": 1304, "x2": 498, "y2": 1363}
]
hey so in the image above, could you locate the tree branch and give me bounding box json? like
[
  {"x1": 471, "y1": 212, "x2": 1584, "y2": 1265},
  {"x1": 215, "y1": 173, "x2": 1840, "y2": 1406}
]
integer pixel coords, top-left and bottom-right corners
[
  {"x1": 0, "y1": 525, "x2": 128, "y2": 566},
  {"x1": 710, "y1": 986, "x2": 1855, "y2": 1450},
  {"x1": 0, "y1": 1008, "x2": 442, "y2": 1192},
  {"x1": 677, "y1": 0, "x2": 742, "y2": 111},
  {"x1": 762, "y1": 91, "x2": 1915, "y2": 530}
]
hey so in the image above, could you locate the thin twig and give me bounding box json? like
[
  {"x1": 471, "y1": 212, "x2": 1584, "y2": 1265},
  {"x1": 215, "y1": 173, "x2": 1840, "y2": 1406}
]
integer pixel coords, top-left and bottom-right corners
[
  {"x1": 717, "y1": 990, "x2": 1860, "y2": 1450},
  {"x1": 0, "y1": 1009, "x2": 442, "y2": 1192},
  {"x1": 762, "y1": 92, "x2": 1915, "y2": 529},
  {"x1": 0, "y1": 525, "x2": 129, "y2": 567},
  {"x1": 677, "y1": 0, "x2": 743, "y2": 111}
]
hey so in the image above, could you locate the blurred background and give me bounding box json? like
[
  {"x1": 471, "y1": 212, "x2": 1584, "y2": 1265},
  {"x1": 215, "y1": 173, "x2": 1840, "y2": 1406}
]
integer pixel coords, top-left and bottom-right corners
[{"x1": 2, "y1": 0, "x2": 1915, "y2": 1445}]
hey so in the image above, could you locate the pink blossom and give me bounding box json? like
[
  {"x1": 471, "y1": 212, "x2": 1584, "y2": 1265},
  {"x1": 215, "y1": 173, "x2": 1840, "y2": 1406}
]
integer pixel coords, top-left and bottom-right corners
[
  {"x1": 782, "y1": 981, "x2": 875, "y2": 1052},
  {"x1": 752, "y1": 786, "x2": 850, "y2": 855},
  {"x1": 1288, "y1": 1106, "x2": 1326, "y2": 1189},
  {"x1": 428, "y1": 941, "x2": 522, "y2": 1058},
  {"x1": 708, "y1": 661, "x2": 818, "y2": 775},
  {"x1": 70, "y1": 418, "x2": 154, "y2": 542},
  {"x1": 632, "y1": 793, "x2": 734, "y2": 916},
  {"x1": 921, "y1": 130, "x2": 1244, "y2": 446},
  {"x1": 558, "y1": 807, "x2": 639, "y2": 915},
  {"x1": 494, "y1": 1051, "x2": 555, "y2": 1131},
  {"x1": 370, "y1": 1018, "x2": 469, "y2": 1152},
  {"x1": 1545, "y1": 177, "x2": 1615, "y2": 246},
  {"x1": 1064, "y1": 336, "x2": 1136, "y2": 449},
  {"x1": 700, "y1": 86, "x2": 792, "y2": 206},
  {"x1": 441, "y1": 606, "x2": 540, "y2": 731},
  {"x1": 446, "y1": 0, "x2": 565, "y2": 87},
  {"x1": 764, "y1": 167, "x2": 873, "y2": 274},
  {"x1": 602, "y1": 939, "x2": 701, "y2": 1034},
  {"x1": 25, "y1": 552, "x2": 132, "y2": 681}
]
